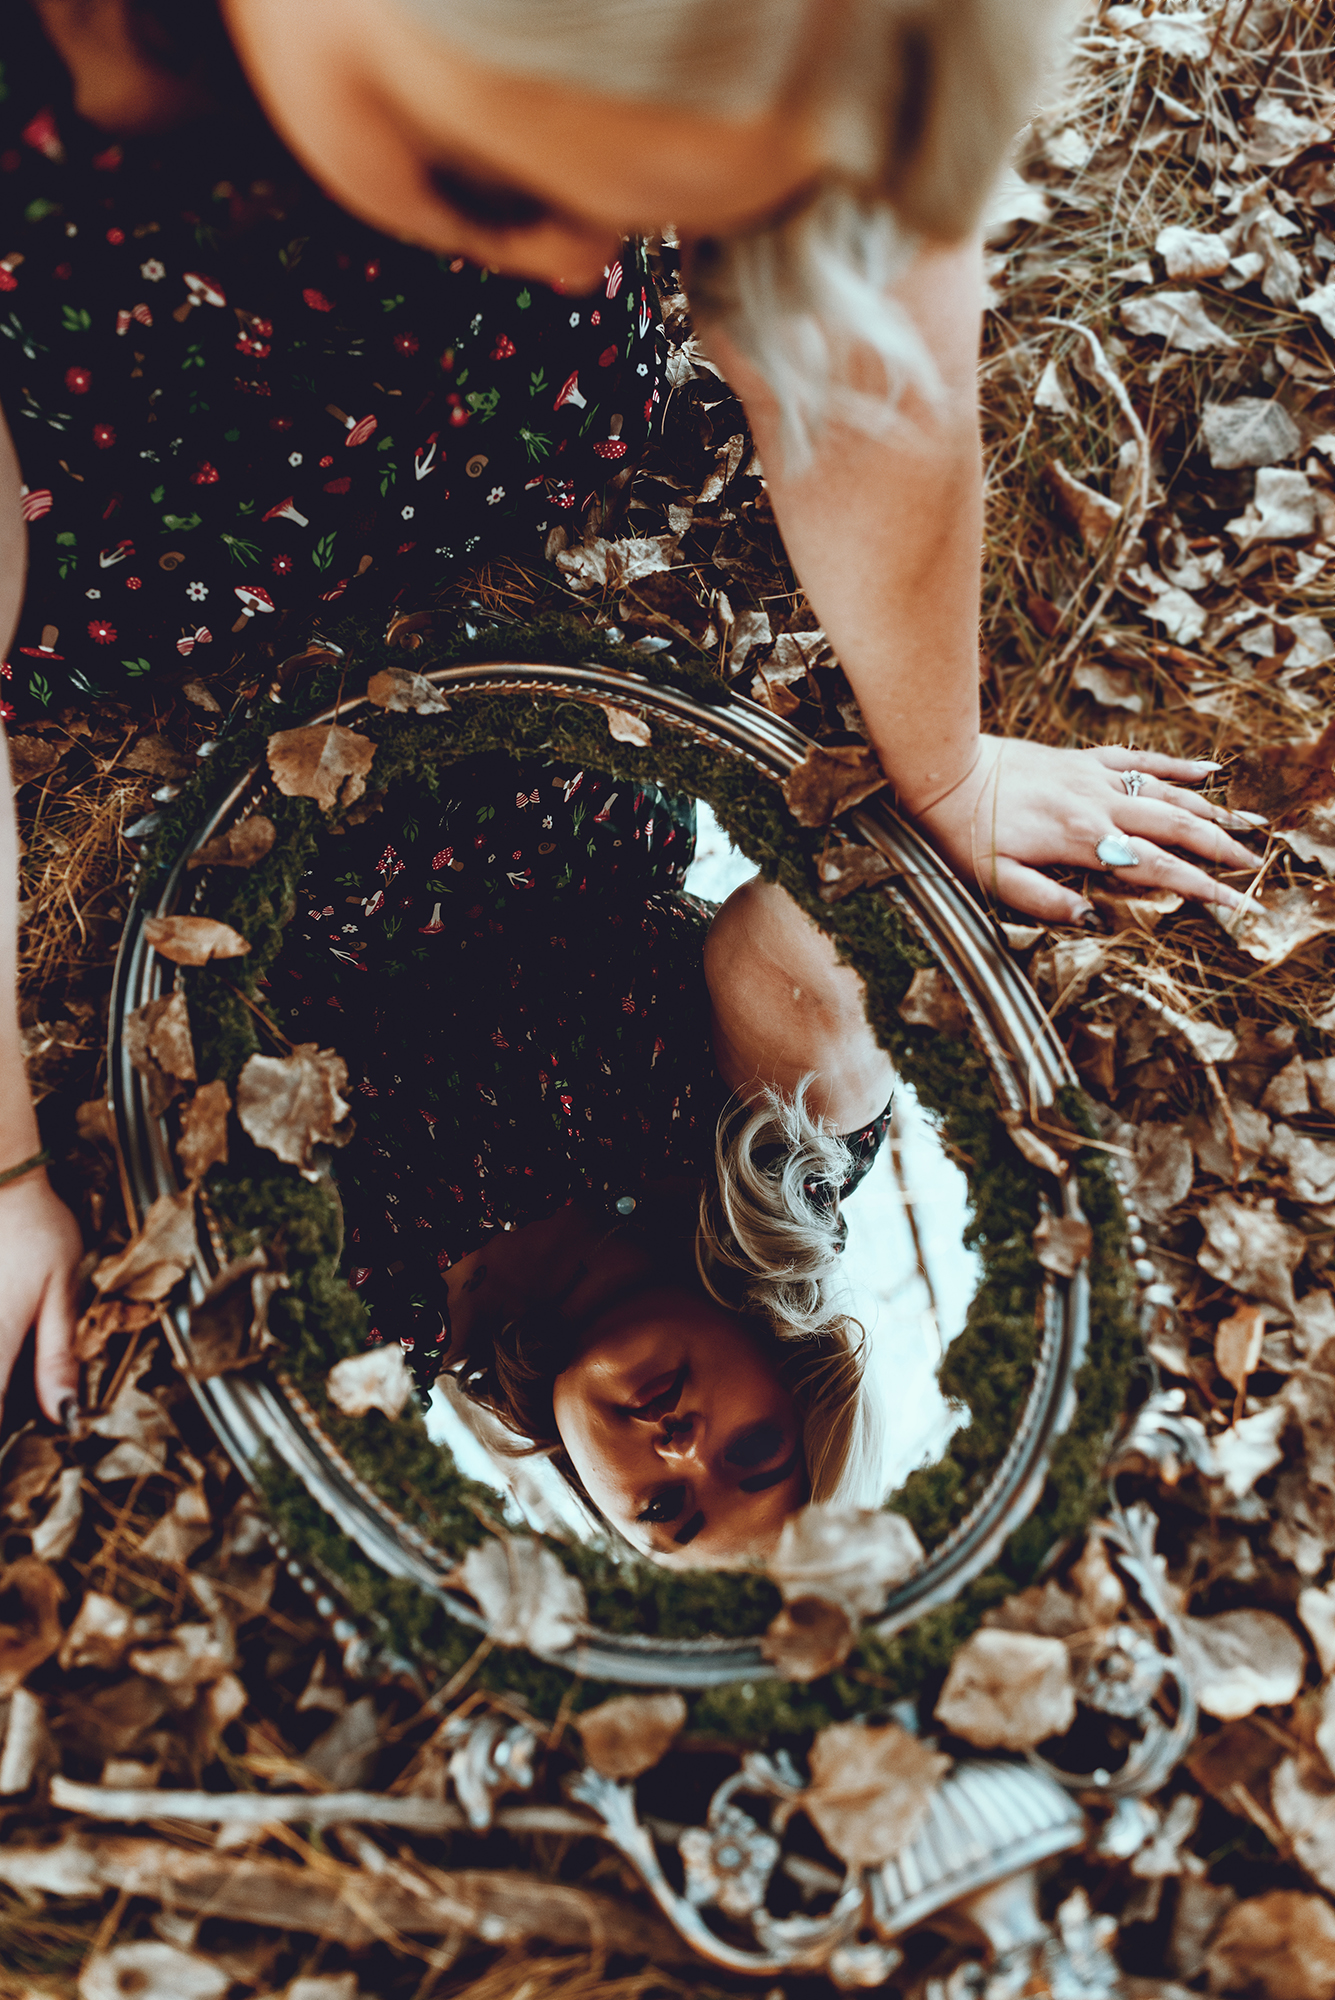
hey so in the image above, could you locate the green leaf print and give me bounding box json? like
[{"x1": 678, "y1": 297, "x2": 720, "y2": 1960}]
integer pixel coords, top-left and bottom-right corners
[
  {"x1": 28, "y1": 673, "x2": 52, "y2": 708},
  {"x1": 161, "y1": 512, "x2": 202, "y2": 532},
  {"x1": 518, "y1": 428, "x2": 553, "y2": 463},
  {"x1": 26, "y1": 198, "x2": 60, "y2": 225},
  {"x1": 182, "y1": 343, "x2": 206, "y2": 371},
  {"x1": 122, "y1": 657, "x2": 153, "y2": 678},
  {"x1": 529, "y1": 367, "x2": 548, "y2": 398},
  {"x1": 380, "y1": 295, "x2": 405, "y2": 313},
  {"x1": 237, "y1": 498, "x2": 256, "y2": 515},
  {"x1": 376, "y1": 436, "x2": 395, "y2": 451},
  {"x1": 150, "y1": 485, "x2": 165, "y2": 505},
  {"x1": 60, "y1": 304, "x2": 92, "y2": 334},
  {"x1": 221, "y1": 533, "x2": 261, "y2": 566},
  {"x1": 313, "y1": 532, "x2": 338, "y2": 572},
  {"x1": 378, "y1": 464, "x2": 397, "y2": 498},
  {"x1": 516, "y1": 289, "x2": 531, "y2": 310},
  {"x1": 55, "y1": 530, "x2": 76, "y2": 546}
]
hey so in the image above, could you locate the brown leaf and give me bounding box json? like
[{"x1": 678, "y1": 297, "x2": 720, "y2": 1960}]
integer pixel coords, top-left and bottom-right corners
[
  {"x1": 604, "y1": 704, "x2": 652, "y2": 746},
  {"x1": 142, "y1": 915, "x2": 251, "y2": 967},
  {"x1": 59, "y1": 1592, "x2": 143, "y2": 1673},
  {"x1": 176, "y1": 1079, "x2": 230, "y2": 1184},
  {"x1": 802, "y1": 1722, "x2": 949, "y2": 1868},
  {"x1": 74, "y1": 1299, "x2": 158, "y2": 1364},
  {"x1": 0, "y1": 1557, "x2": 65, "y2": 1697},
  {"x1": 451, "y1": 1539, "x2": 587, "y2": 1652},
  {"x1": 30, "y1": 1468, "x2": 83, "y2": 1564},
  {"x1": 1045, "y1": 459, "x2": 1122, "y2": 545},
  {"x1": 1205, "y1": 1891, "x2": 1335, "y2": 2000},
  {"x1": 93, "y1": 1189, "x2": 197, "y2": 1302},
  {"x1": 1269, "y1": 1126, "x2": 1335, "y2": 1206},
  {"x1": 1228, "y1": 717, "x2": 1335, "y2": 827},
  {"x1": 79, "y1": 1940, "x2": 230, "y2": 2000},
  {"x1": 267, "y1": 722, "x2": 376, "y2": 814},
  {"x1": 1120, "y1": 289, "x2": 1239, "y2": 352},
  {"x1": 897, "y1": 966, "x2": 971, "y2": 1038},
  {"x1": 186, "y1": 816, "x2": 277, "y2": 871},
  {"x1": 122, "y1": 734, "x2": 190, "y2": 782},
  {"x1": 934, "y1": 1629, "x2": 1075, "y2": 1750},
  {"x1": 1032, "y1": 1214, "x2": 1093, "y2": 1278},
  {"x1": 326, "y1": 1346, "x2": 413, "y2": 1419},
  {"x1": 124, "y1": 991, "x2": 197, "y2": 1120},
  {"x1": 815, "y1": 840, "x2": 897, "y2": 902},
  {"x1": 1271, "y1": 1757, "x2": 1335, "y2": 1899},
  {"x1": 365, "y1": 666, "x2": 449, "y2": 715},
  {"x1": 1198, "y1": 1196, "x2": 1306, "y2": 1318},
  {"x1": 1177, "y1": 1609, "x2": 1305, "y2": 1720},
  {"x1": 129, "y1": 1621, "x2": 235, "y2": 1696},
  {"x1": 236, "y1": 1045, "x2": 352, "y2": 1175},
  {"x1": 1215, "y1": 1305, "x2": 1267, "y2": 1411},
  {"x1": 1212, "y1": 885, "x2": 1335, "y2": 969},
  {"x1": 188, "y1": 1250, "x2": 288, "y2": 1379},
  {"x1": 1128, "y1": 1122, "x2": 1195, "y2": 1224},
  {"x1": 7, "y1": 733, "x2": 64, "y2": 786},
  {"x1": 767, "y1": 1504, "x2": 923, "y2": 1623},
  {"x1": 0, "y1": 1434, "x2": 61, "y2": 1523},
  {"x1": 761, "y1": 1597, "x2": 857, "y2": 1681},
  {"x1": 575, "y1": 1693, "x2": 687, "y2": 1778},
  {"x1": 781, "y1": 742, "x2": 887, "y2": 828},
  {"x1": 1072, "y1": 661, "x2": 1144, "y2": 714}
]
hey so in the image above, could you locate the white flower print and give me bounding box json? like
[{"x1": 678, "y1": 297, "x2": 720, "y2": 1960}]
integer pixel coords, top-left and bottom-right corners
[
  {"x1": 637, "y1": 362, "x2": 649, "y2": 376},
  {"x1": 288, "y1": 451, "x2": 303, "y2": 467},
  {"x1": 401, "y1": 505, "x2": 415, "y2": 520},
  {"x1": 486, "y1": 486, "x2": 504, "y2": 506},
  {"x1": 141, "y1": 258, "x2": 165, "y2": 281},
  {"x1": 187, "y1": 581, "x2": 209, "y2": 602},
  {"x1": 569, "y1": 311, "x2": 580, "y2": 327},
  {"x1": 65, "y1": 222, "x2": 77, "y2": 238},
  {"x1": 470, "y1": 313, "x2": 482, "y2": 334},
  {"x1": 85, "y1": 588, "x2": 101, "y2": 600}
]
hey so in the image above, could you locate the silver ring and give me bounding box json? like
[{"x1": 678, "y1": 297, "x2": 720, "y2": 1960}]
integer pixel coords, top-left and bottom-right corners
[
  {"x1": 1097, "y1": 833, "x2": 1140, "y2": 869},
  {"x1": 1121, "y1": 770, "x2": 1147, "y2": 798}
]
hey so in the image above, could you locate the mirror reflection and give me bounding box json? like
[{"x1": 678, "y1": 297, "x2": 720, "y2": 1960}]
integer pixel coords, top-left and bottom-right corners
[{"x1": 274, "y1": 755, "x2": 975, "y2": 1569}]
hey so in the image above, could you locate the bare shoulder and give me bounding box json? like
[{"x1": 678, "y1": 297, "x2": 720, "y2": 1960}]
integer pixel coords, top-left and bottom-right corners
[{"x1": 0, "y1": 402, "x2": 24, "y2": 661}]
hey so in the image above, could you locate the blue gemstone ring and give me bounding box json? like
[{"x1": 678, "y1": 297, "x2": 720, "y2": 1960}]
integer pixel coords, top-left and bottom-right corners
[{"x1": 1096, "y1": 833, "x2": 1140, "y2": 870}]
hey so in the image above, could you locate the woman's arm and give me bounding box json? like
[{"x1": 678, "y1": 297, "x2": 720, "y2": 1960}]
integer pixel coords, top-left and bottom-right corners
[
  {"x1": 0, "y1": 403, "x2": 82, "y2": 1429},
  {"x1": 704, "y1": 877, "x2": 893, "y2": 1130},
  {"x1": 708, "y1": 238, "x2": 1257, "y2": 924}
]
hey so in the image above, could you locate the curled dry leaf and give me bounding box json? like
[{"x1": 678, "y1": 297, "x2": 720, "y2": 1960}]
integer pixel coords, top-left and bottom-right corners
[
  {"x1": 1269, "y1": 1126, "x2": 1335, "y2": 1206},
  {"x1": 142, "y1": 914, "x2": 251, "y2": 968},
  {"x1": 125, "y1": 991, "x2": 196, "y2": 1119},
  {"x1": 31, "y1": 1466, "x2": 83, "y2": 1563},
  {"x1": 767, "y1": 1503, "x2": 923, "y2": 1622},
  {"x1": 1215, "y1": 1305, "x2": 1267, "y2": 1408},
  {"x1": 1212, "y1": 885, "x2": 1335, "y2": 969},
  {"x1": 186, "y1": 815, "x2": 277, "y2": 871},
  {"x1": 236, "y1": 1044, "x2": 352, "y2": 1175},
  {"x1": 1227, "y1": 468, "x2": 1318, "y2": 549},
  {"x1": 1128, "y1": 1123, "x2": 1194, "y2": 1226},
  {"x1": 1270, "y1": 1757, "x2": 1335, "y2": 1900},
  {"x1": 79, "y1": 1940, "x2": 230, "y2": 2000},
  {"x1": 0, "y1": 1556, "x2": 65, "y2": 1698},
  {"x1": 1155, "y1": 223, "x2": 1230, "y2": 280},
  {"x1": 934, "y1": 1628, "x2": 1075, "y2": 1750},
  {"x1": 326, "y1": 1345, "x2": 414, "y2": 1420},
  {"x1": 188, "y1": 1249, "x2": 288, "y2": 1379},
  {"x1": 575, "y1": 1692, "x2": 687, "y2": 1779},
  {"x1": 1197, "y1": 1196, "x2": 1306, "y2": 1318},
  {"x1": 604, "y1": 704, "x2": 652, "y2": 746},
  {"x1": 1032, "y1": 1213, "x2": 1092, "y2": 1278},
  {"x1": 802, "y1": 1721, "x2": 950, "y2": 1869},
  {"x1": 74, "y1": 1298, "x2": 158, "y2": 1364},
  {"x1": 452, "y1": 1537, "x2": 587, "y2": 1652},
  {"x1": 815, "y1": 840, "x2": 897, "y2": 903},
  {"x1": 760, "y1": 1596, "x2": 857, "y2": 1682},
  {"x1": 176, "y1": 1078, "x2": 230, "y2": 1184},
  {"x1": 365, "y1": 665, "x2": 449, "y2": 714},
  {"x1": 129, "y1": 1620, "x2": 235, "y2": 1695},
  {"x1": 897, "y1": 966, "x2": 971, "y2": 1038},
  {"x1": 1120, "y1": 289, "x2": 1239, "y2": 352},
  {"x1": 59, "y1": 1591, "x2": 142, "y2": 1672},
  {"x1": 1072, "y1": 660, "x2": 1143, "y2": 714},
  {"x1": 0, "y1": 1434, "x2": 61, "y2": 1522},
  {"x1": 1205, "y1": 1891, "x2": 1335, "y2": 2000},
  {"x1": 781, "y1": 742, "x2": 887, "y2": 828},
  {"x1": 266, "y1": 722, "x2": 376, "y2": 814},
  {"x1": 93, "y1": 1189, "x2": 197, "y2": 1302},
  {"x1": 1201, "y1": 399, "x2": 1302, "y2": 471},
  {"x1": 1045, "y1": 458, "x2": 1121, "y2": 545},
  {"x1": 1177, "y1": 1608, "x2": 1305, "y2": 1721}
]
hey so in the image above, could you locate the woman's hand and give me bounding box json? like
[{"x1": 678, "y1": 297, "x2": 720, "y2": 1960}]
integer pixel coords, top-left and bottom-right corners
[
  {"x1": 914, "y1": 737, "x2": 1262, "y2": 926},
  {"x1": 0, "y1": 1172, "x2": 83, "y2": 1429}
]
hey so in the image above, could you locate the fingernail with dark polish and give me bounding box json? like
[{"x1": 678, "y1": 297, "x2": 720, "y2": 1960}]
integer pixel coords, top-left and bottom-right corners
[
  {"x1": 1074, "y1": 903, "x2": 1101, "y2": 928},
  {"x1": 59, "y1": 1394, "x2": 81, "y2": 1436}
]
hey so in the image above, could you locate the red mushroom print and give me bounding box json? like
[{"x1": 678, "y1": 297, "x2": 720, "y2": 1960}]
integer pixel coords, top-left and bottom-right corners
[
  {"x1": 232, "y1": 584, "x2": 276, "y2": 631},
  {"x1": 325, "y1": 404, "x2": 378, "y2": 447},
  {"x1": 22, "y1": 111, "x2": 63, "y2": 162},
  {"x1": 554, "y1": 371, "x2": 587, "y2": 413},
  {"x1": 418, "y1": 901, "x2": 445, "y2": 936},
  {"x1": 263, "y1": 496, "x2": 310, "y2": 527},
  {"x1": 115, "y1": 309, "x2": 131, "y2": 336},
  {"x1": 191, "y1": 462, "x2": 220, "y2": 485},
  {"x1": 131, "y1": 302, "x2": 152, "y2": 327},
  {"x1": 604, "y1": 259, "x2": 623, "y2": 299},
  {"x1": 173, "y1": 272, "x2": 226, "y2": 322},
  {"x1": 20, "y1": 488, "x2": 52, "y2": 523},
  {"x1": 0, "y1": 252, "x2": 23, "y2": 291},
  {"x1": 176, "y1": 626, "x2": 212, "y2": 656}
]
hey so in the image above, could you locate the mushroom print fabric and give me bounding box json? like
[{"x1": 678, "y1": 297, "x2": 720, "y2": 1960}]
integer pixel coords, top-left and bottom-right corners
[{"x1": 0, "y1": 17, "x2": 664, "y2": 720}]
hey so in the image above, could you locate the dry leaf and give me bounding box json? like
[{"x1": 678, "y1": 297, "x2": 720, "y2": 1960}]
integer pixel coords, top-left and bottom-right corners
[
  {"x1": 1269, "y1": 1127, "x2": 1335, "y2": 1206},
  {"x1": 1128, "y1": 1123, "x2": 1194, "y2": 1225},
  {"x1": 1130, "y1": 10, "x2": 1213, "y2": 58},
  {"x1": 1211, "y1": 1404, "x2": 1287, "y2": 1502},
  {"x1": 1284, "y1": 1368, "x2": 1335, "y2": 1496},
  {"x1": 73, "y1": 1298, "x2": 158, "y2": 1364},
  {"x1": 186, "y1": 816, "x2": 277, "y2": 870},
  {"x1": 1301, "y1": 282, "x2": 1335, "y2": 341},
  {"x1": 1156, "y1": 224, "x2": 1230, "y2": 280},
  {"x1": 79, "y1": 1940, "x2": 230, "y2": 2000},
  {"x1": 1033, "y1": 1214, "x2": 1092, "y2": 1278},
  {"x1": 176, "y1": 1079, "x2": 230, "y2": 1183},
  {"x1": 555, "y1": 533, "x2": 677, "y2": 593},
  {"x1": 802, "y1": 1722, "x2": 949, "y2": 1868},
  {"x1": 141, "y1": 915, "x2": 251, "y2": 968},
  {"x1": 1198, "y1": 1197, "x2": 1305, "y2": 1318},
  {"x1": 326, "y1": 1345, "x2": 414, "y2": 1420},
  {"x1": 1227, "y1": 469, "x2": 1318, "y2": 549},
  {"x1": 59, "y1": 1592, "x2": 141, "y2": 1672},
  {"x1": 760, "y1": 1597, "x2": 857, "y2": 1682},
  {"x1": 1262, "y1": 1057, "x2": 1311, "y2": 1118},
  {"x1": 124, "y1": 992, "x2": 197, "y2": 1119},
  {"x1": 129, "y1": 1621, "x2": 234, "y2": 1696},
  {"x1": 815, "y1": 840, "x2": 897, "y2": 902},
  {"x1": 1187, "y1": 1095, "x2": 1271, "y2": 1186},
  {"x1": 604, "y1": 704, "x2": 652, "y2": 746},
  {"x1": 365, "y1": 666, "x2": 449, "y2": 715},
  {"x1": 934, "y1": 1629, "x2": 1075, "y2": 1749},
  {"x1": 1205, "y1": 1891, "x2": 1335, "y2": 2000},
  {"x1": 236, "y1": 1045, "x2": 352, "y2": 1175},
  {"x1": 1271, "y1": 1757, "x2": 1335, "y2": 1898},
  {"x1": 0, "y1": 1557, "x2": 65, "y2": 1697},
  {"x1": 7, "y1": 732, "x2": 64, "y2": 786},
  {"x1": 897, "y1": 966, "x2": 971, "y2": 1038},
  {"x1": 93, "y1": 1189, "x2": 197, "y2": 1302},
  {"x1": 138, "y1": 1484, "x2": 211, "y2": 1566},
  {"x1": 1072, "y1": 661, "x2": 1143, "y2": 714},
  {"x1": 1120, "y1": 290, "x2": 1239, "y2": 352},
  {"x1": 1177, "y1": 1609, "x2": 1305, "y2": 1720},
  {"x1": 267, "y1": 722, "x2": 376, "y2": 814},
  {"x1": 188, "y1": 1250, "x2": 288, "y2": 1379},
  {"x1": 1215, "y1": 1305, "x2": 1267, "y2": 1406},
  {"x1": 452, "y1": 1538, "x2": 587, "y2": 1652},
  {"x1": 1302, "y1": 1588, "x2": 1335, "y2": 1679},
  {"x1": 1046, "y1": 459, "x2": 1121, "y2": 544},
  {"x1": 575, "y1": 1693, "x2": 686, "y2": 1778},
  {"x1": 31, "y1": 1467, "x2": 84, "y2": 1563},
  {"x1": 768, "y1": 1504, "x2": 923, "y2": 1622},
  {"x1": 0, "y1": 1434, "x2": 61, "y2": 1522},
  {"x1": 1212, "y1": 886, "x2": 1335, "y2": 969},
  {"x1": 1201, "y1": 399, "x2": 1301, "y2": 470},
  {"x1": 781, "y1": 743, "x2": 887, "y2": 828}
]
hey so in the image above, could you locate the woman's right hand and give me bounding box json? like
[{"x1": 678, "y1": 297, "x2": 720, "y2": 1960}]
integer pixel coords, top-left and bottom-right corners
[{"x1": 0, "y1": 1171, "x2": 83, "y2": 1429}]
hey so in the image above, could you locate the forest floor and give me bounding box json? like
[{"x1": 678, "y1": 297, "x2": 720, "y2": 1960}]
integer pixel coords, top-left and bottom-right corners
[{"x1": 5, "y1": 1, "x2": 1335, "y2": 1995}]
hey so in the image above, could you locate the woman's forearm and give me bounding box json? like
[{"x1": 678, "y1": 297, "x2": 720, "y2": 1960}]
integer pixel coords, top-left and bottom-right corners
[{"x1": 0, "y1": 403, "x2": 40, "y2": 1173}]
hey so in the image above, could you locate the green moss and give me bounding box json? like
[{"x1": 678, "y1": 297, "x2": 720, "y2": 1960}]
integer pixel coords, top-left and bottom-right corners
[{"x1": 152, "y1": 610, "x2": 1136, "y2": 1735}]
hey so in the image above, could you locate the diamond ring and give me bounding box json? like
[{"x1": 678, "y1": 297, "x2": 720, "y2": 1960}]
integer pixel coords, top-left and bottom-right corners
[
  {"x1": 1121, "y1": 770, "x2": 1147, "y2": 798},
  {"x1": 1097, "y1": 833, "x2": 1140, "y2": 869}
]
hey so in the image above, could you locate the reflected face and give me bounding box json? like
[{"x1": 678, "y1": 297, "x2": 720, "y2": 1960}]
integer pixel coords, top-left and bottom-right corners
[
  {"x1": 221, "y1": 0, "x2": 826, "y2": 291},
  {"x1": 552, "y1": 1286, "x2": 807, "y2": 1566}
]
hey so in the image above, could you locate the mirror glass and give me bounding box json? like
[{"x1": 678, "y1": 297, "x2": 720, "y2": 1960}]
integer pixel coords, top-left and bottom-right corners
[{"x1": 270, "y1": 754, "x2": 976, "y2": 1571}]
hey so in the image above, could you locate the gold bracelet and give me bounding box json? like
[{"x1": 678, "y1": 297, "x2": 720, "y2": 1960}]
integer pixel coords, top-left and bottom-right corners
[
  {"x1": 0, "y1": 1147, "x2": 53, "y2": 1190},
  {"x1": 905, "y1": 747, "x2": 984, "y2": 819}
]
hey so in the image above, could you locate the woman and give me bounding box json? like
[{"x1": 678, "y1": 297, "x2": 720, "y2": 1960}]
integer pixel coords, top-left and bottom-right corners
[{"x1": 0, "y1": 0, "x2": 1260, "y2": 1432}]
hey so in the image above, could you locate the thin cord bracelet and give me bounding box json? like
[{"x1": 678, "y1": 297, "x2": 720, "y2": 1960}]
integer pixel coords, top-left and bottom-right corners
[
  {"x1": 0, "y1": 1148, "x2": 53, "y2": 1191},
  {"x1": 904, "y1": 746, "x2": 985, "y2": 820}
]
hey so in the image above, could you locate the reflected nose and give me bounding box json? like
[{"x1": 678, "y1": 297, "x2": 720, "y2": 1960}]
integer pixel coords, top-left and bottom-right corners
[{"x1": 656, "y1": 1412, "x2": 701, "y2": 1461}]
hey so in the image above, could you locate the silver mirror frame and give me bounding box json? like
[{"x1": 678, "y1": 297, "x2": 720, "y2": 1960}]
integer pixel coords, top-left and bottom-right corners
[{"x1": 108, "y1": 657, "x2": 1089, "y2": 1686}]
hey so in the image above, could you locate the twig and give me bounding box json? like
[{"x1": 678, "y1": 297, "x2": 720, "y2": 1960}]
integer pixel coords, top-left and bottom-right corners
[{"x1": 49, "y1": 1776, "x2": 596, "y2": 1839}]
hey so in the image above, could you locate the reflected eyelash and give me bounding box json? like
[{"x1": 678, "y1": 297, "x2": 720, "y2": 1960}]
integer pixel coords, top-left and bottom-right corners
[
  {"x1": 637, "y1": 1483, "x2": 686, "y2": 1526},
  {"x1": 738, "y1": 1445, "x2": 801, "y2": 1495},
  {"x1": 427, "y1": 164, "x2": 550, "y2": 232},
  {"x1": 673, "y1": 1511, "x2": 706, "y2": 1547}
]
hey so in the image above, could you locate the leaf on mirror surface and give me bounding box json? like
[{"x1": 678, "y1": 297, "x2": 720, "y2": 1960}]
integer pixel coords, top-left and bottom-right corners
[
  {"x1": 815, "y1": 840, "x2": 897, "y2": 903},
  {"x1": 1215, "y1": 1305, "x2": 1268, "y2": 1409},
  {"x1": 266, "y1": 722, "x2": 377, "y2": 814},
  {"x1": 0, "y1": 1433, "x2": 61, "y2": 1523},
  {"x1": 934, "y1": 1629, "x2": 1076, "y2": 1750},
  {"x1": 1271, "y1": 1759, "x2": 1335, "y2": 1899},
  {"x1": 451, "y1": 1538, "x2": 587, "y2": 1652},
  {"x1": 0, "y1": 1556, "x2": 65, "y2": 1698},
  {"x1": 802, "y1": 1722, "x2": 950, "y2": 1869},
  {"x1": 365, "y1": 666, "x2": 449, "y2": 716},
  {"x1": 1211, "y1": 885, "x2": 1335, "y2": 969},
  {"x1": 1227, "y1": 468, "x2": 1318, "y2": 549},
  {"x1": 188, "y1": 1249, "x2": 288, "y2": 1380},
  {"x1": 141, "y1": 915, "x2": 251, "y2": 968},
  {"x1": 1071, "y1": 661, "x2": 1143, "y2": 714},
  {"x1": 781, "y1": 742, "x2": 888, "y2": 828},
  {"x1": 74, "y1": 1298, "x2": 158, "y2": 1364},
  {"x1": 186, "y1": 815, "x2": 278, "y2": 871},
  {"x1": 761, "y1": 1597, "x2": 857, "y2": 1683},
  {"x1": 326, "y1": 1345, "x2": 414, "y2": 1420},
  {"x1": 1032, "y1": 1213, "x2": 1093, "y2": 1278},
  {"x1": 1003, "y1": 1117, "x2": 1066, "y2": 1179},
  {"x1": 235, "y1": 1045, "x2": 352, "y2": 1176},
  {"x1": 79, "y1": 1940, "x2": 231, "y2": 2000},
  {"x1": 1198, "y1": 1196, "x2": 1306, "y2": 1318},
  {"x1": 1177, "y1": 1608, "x2": 1304, "y2": 1721},
  {"x1": 1119, "y1": 289, "x2": 1239, "y2": 352},
  {"x1": 767, "y1": 1504, "x2": 923, "y2": 1623},
  {"x1": 176, "y1": 1078, "x2": 231, "y2": 1184},
  {"x1": 92, "y1": 1188, "x2": 197, "y2": 1302},
  {"x1": 1205, "y1": 1891, "x2": 1335, "y2": 2000},
  {"x1": 1201, "y1": 398, "x2": 1302, "y2": 470},
  {"x1": 1045, "y1": 459, "x2": 1122, "y2": 545},
  {"x1": 30, "y1": 1466, "x2": 83, "y2": 1564},
  {"x1": 1155, "y1": 223, "x2": 1231, "y2": 280},
  {"x1": 603, "y1": 704, "x2": 652, "y2": 746},
  {"x1": 897, "y1": 966, "x2": 971, "y2": 1038},
  {"x1": 575, "y1": 1692, "x2": 687, "y2": 1778},
  {"x1": 125, "y1": 991, "x2": 197, "y2": 1121}
]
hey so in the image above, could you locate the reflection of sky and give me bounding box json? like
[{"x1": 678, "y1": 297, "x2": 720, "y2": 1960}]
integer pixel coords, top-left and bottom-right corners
[{"x1": 426, "y1": 801, "x2": 976, "y2": 1528}]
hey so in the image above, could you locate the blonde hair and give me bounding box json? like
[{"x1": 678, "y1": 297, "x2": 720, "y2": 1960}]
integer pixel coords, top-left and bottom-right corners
[{"x1": 396, "y1": 0, "x2": 1070, "y2": 458}]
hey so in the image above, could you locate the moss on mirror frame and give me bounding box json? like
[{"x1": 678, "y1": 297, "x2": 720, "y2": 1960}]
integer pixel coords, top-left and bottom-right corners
[{"x1": 142, "y1": 611, "x2": 1136, "y2": 1735}]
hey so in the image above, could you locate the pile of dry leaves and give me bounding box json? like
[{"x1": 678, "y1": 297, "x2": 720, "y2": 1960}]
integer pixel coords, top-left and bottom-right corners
[{"x1": 5, "y1": 0, "x2": 1335, "y2": 1993}]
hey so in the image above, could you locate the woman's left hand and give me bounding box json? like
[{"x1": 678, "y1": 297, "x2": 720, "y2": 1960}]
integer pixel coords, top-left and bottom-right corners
[{"x1": 912, "y1": 736, "x2": 1262, "y2": 926}]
